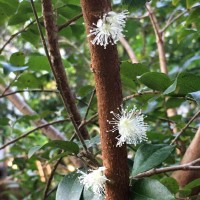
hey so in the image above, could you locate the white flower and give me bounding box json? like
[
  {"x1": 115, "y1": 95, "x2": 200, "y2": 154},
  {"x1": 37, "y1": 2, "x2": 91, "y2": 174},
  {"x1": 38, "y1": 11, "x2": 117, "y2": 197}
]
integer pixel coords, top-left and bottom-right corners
[
  {"x1": 78, "y1": 167, "x2": 109, "y2": 196},
  {"x1": 107, "y1": 106, "x2": 148, "y2": 147},
  {"x1": 88, "y1": 10, "x2": 129, "y2": 49}
]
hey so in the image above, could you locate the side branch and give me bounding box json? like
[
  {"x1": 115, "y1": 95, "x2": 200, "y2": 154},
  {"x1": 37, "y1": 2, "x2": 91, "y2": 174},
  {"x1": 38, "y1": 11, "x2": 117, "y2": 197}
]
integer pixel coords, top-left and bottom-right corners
[{"x1": 132, "y1": 158, "x2": 200, "y2": 179}]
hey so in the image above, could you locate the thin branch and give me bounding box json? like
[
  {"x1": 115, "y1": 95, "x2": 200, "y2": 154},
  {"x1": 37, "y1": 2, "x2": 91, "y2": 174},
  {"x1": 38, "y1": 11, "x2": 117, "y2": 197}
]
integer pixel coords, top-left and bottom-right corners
[
  {"x1": 1, "y1": 74, "x2": 20, "y2": 96},
  {"x1": 0, "y1": 119, "x2": 68, "y2": 150},
  {"x1": 171, "y1": 110, "x2": 200, "y2": 145},
  {"x1": 83, "y1": 89, "x2": 96, "y2": 120},
  {"x1": 123, "y1": 91, "x2": 160, "y2": 101},
  {"x1": 0, "y1": 89, "x2": 59, "y2": 99},
  {"x1": 119, "y1": 37, "x2": 138, "y2": 64},
  {"x1": 161, "y1": 10, "x2": 187, "y2": 33},
  {"x1": 32, "y1": 0, "x2": 91, "y2": 155},
  {"x1": 58, "y1": 13, "x2": 83, "y2": 31},
  {"x1": 161, "y1": 4, "x2": 200, "y2": 33},
  {"x1": 132, "y1": 158, "x2": 200, "y2": 179},
  {"x1": 128, "y1": 13, "x2": 149, "y2": 19},
  {"x1": 43, "y1": 157, "x2": 62, "y2": 200},
  {"x1": 146, "y1": 3, "x2": 168, "y2": 74},
  {"x1": 0, "y1": 21, "x2": 35, "y2": 54}
]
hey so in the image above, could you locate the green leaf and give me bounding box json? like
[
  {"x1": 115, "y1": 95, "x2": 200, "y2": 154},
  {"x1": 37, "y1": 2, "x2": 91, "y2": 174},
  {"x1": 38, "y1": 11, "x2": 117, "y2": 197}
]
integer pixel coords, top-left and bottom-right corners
[
  {"x1": 28, "y1": 140, "x2": 79, "y2": 158},
  {"x1": 0, "y1": 0, "x2": 19, "y2": 16},
  {"x1": 27, "y1": 55, "x2": 50, "y2": 71},
  {"x1": 163, "y1": 78, "x2": 177, "y2": 95},
  {"x1": 121, "y1": 62, "x2": 149, "y2": 80},
  {"x1": 10, "y1": 52, "x2": 25, "y2": 66},
  {"x1": 189, "y1": 91, "x2": 200, "y2": 105},
  {"x1": 122, "y1": 0, "x2": 147, "y2": 10},
  {"x1": 13, "y1": 73, "x2": 42, "y2": 89},
  {"x1": 131, "y1": 178, "x2": 175, "y2": 200},
  {"x1": 120, "y1": 62, "x2": 149, "y2": 89},
  {"x1": 183, "y1": 178, "x2": 200, "y2": 191},
  {"x1": 56, "y1": 172, "x2": 83, "y2": 200},
  {"x1": 139, "y1": 72, "x2": 172, "y2": 92},
  {"x1": 172, "y1": 0, "x2": 180, "y2": 5},
  {"x1": 0, "y1": 117, "x2": 10, "y2": 126},
  {"x1": 160, "y1": 177, "x2": 179, "y2": 194},
  {"x1": 0, "y1": 61, "x2": 28, "y2": 74},
  {"x1": 164, "y1": 72, "x2": 200, "y2": 95},
  {"x1": 132, "y1": 144, "x2": 175, "y2": 176},
  {"x1": 28, "y1": 146, "x2": 41, "y2": 159}
]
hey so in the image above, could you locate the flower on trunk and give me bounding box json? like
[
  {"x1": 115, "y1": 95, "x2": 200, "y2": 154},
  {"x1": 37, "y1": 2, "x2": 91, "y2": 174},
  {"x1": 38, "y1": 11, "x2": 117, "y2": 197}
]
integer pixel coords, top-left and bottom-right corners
[
  {"x1": 107, "y1": 106, "x2": 148, "y2": 147},
  {"x1": 88, "y1": 10, "x2": 129, "y2": 49},
  {"x1": 78, "y1": 167, "x2": 109, "y2": 196}
]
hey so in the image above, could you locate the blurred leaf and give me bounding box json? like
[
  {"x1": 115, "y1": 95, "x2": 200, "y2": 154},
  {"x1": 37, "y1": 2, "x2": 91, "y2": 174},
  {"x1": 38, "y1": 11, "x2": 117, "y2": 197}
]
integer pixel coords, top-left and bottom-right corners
[
  {"x1": 78, "y1": 85, "x2": 94, "y2": 97},
  {"x1": 0, "y1": 0, "x2": 19, "y2": 17},
  {"x1": 160, "y1": 177, "x2": 179, "y2": 194},
  {"x1": 183, "y1": 178, "x2": 200, "y2": 191},
  {"x1": 164, "y1": 72, "x2": 200, "y2": 95},
  {"x1": 121, "y1": 62, "x2": 149, "y2": 80},
  {"x1": 10, "y1": 52, "x2": 25, "y2": 66},
  {"x1": 13, "y1": 73, "x2": 42, "y2": 89},
  {"x1": 27, "y1": 55, "x2": 50, "y2": 71},
  {"x1": 0, "y1": 61, "x2": 28, "y2": 74},
  {"x1": 28, "y1": 140, "x2": 79, "y2": 158},
  {"x1": 131, "y1": 178, "x2": 175, "y2": 200},
  {"x1": 0, "y1": 117, "x2": 10, "y2": 126},
  {"x1": 132, "y1": 144, "x2": 175, "y2": 176},
  {"x1": 139, "y1": 72, "x2": 172, "y2": 92},
  {"x1": 165, "y1": 97, "x2": 185, "y2": 108},
  {"x1": 56, "y1": 172, "x2": 83, "y2": 200},
  {"x1": 172, "y1": 0, "x2": 180, "y2": 5},
  {"x1": 189, "y1": 91, "x2": 200, "y2": 105}
]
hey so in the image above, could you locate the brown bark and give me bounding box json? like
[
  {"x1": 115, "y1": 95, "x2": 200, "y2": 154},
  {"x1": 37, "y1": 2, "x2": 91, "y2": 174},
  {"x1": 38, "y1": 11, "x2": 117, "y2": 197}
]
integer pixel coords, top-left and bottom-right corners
[
  {"x1": 172, "y1": 127, "x2": 200, "y2": 194},
  {"x1": 80, "y1": 1, "x2": 130, "y2": 199},
  {"x1": 41, "y1": 0, "x2": 89, "y2": 140}
]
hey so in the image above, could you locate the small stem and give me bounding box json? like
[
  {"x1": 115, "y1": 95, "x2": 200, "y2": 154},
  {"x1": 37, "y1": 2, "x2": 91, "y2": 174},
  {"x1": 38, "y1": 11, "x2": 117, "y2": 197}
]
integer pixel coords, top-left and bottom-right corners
[
  {"x1": 0, "y1": 119, "x2": 68, "y2": 150},
  {"x1": 171, "y1": 110, "x2": 200, "y2": 145},
  {"x1": 43, "y1": 157, "x2": 62, "y2": 200},
  {"x1": 132, "y1": 157, "x2": 200, "y2": 179}
]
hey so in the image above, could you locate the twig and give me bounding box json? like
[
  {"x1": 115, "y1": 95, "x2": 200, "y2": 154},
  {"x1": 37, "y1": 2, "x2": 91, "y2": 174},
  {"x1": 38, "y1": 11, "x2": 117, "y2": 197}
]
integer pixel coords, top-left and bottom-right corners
[
  {"x1": 119, "y1": 37, "x2": 138, "y2": 64},
  {"x1": 0, "y1": 89, "x2": 59, "y2": 99},
  {"x1": 132, "y1": 158, "x2": 200, "y2": 179},
  {"x1": 83, "y1": 89, "x2": 96, "y2": 120},
  {"x1": 146, "y1": 3, "x2": 167, "y2": 74},
  {"x1": 171, "y1": 110, "x2": 200, "y2": 145},
  {"x1": 123, "y1": 91, "x2": 160, "y2": 101},
  {"x1": 128, "y1": 13, "x2": 149, "y2": 19},
  {"x1": 161, "y1": 10, "x2": 187, "y2": 33},
  {"x1": 46, "y1": 185, "x2": 58, "y2": 198},
  {"x1": 0, "y1": 119, "x2": 68, "y2": 150},
  {"x1": 58, "y1": 13, "x2": 83, "y2": 31},
  {"x1": 161, "y1": 4, "x2": 200, "y2": 33},
  {"x1": 0, "y1": 21, "x2": 35, "y2": 54},
  {"x1": 43, "y1": 157, "x2": 62, "y2": 200},
  {"x1": 1, "y1": 74, "x2": 20, "y2": 96}
]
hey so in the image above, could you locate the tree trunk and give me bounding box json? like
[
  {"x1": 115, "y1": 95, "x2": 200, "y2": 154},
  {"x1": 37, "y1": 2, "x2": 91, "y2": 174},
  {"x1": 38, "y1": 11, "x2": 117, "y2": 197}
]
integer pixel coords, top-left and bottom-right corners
[
  {"x1": 172, "y1": 127, "x2": 200, "y2": 194},
  {"x1": 80, "y1": 1, "x2": 130, "y2": 199}
]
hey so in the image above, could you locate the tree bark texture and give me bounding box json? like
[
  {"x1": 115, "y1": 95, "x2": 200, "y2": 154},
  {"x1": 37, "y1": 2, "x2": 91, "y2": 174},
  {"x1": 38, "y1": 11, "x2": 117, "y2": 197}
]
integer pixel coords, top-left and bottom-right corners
[
  {"x1": 41, "y1": 0, "x2": 89, "y2": 140},
  {"x1": 80, "y1": 1, "x2": 130, "y2": 199},
  {"x1": 172, "y1": 127, "x2": 200, "y2": 194}
]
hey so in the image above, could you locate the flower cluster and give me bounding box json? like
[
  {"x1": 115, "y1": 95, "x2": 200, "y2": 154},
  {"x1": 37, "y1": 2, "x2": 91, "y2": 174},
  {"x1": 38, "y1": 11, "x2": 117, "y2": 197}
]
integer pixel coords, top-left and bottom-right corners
[
  {"x1": 78, "y1": 167, "x2": 109, "y2": 196},
  {"x1": 88, "y1": 10, "x2": 129, "y2": 49},
  {"x1": 107, "y1": 106, "x2": 148, "y2": 147}
]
